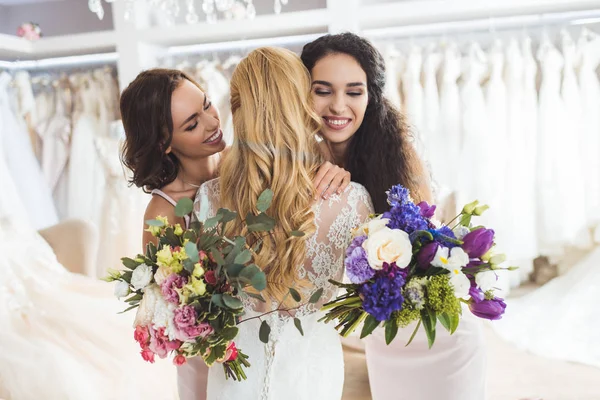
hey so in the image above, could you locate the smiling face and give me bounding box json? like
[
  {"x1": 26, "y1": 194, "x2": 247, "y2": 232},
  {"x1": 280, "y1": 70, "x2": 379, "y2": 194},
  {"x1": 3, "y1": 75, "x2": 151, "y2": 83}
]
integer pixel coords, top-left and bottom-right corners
[
  {"x1": 310, "y1": 52, "x2": 369, "y2": 147},
  {"x1": 167, "y1": 79, "x2": 226, "y2": 159}
]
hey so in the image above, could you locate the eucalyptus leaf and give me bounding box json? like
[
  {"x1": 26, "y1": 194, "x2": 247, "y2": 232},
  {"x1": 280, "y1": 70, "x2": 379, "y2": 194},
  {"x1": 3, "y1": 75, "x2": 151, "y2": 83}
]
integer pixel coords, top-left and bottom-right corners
[
  {"x1": 309, "y1": 288, "x2": 324, "y2": 304},
  {"x1": 385, "y1": 318, "x2": 399, "y2": 345},
  {"x1": 185, "y1": 242, "x2": 200, "y2": 263},
  {"x1": 145, "y1": 219, "x2": 165, "y2": 227},
  {"x1": 211, "y1": 248, "x2": 225, "y2": 266},
  {"x1": 259, "y1": 320, "x2": 271, "y2": 343},
  {"x1": 234, "y1": 250, "x2": 252, "y2": 265},
  {"x1": 252, "y1": 239, "x2": 263, "y2": 253},
  {"x1": 290, "y1": 230, "x2": 305, "y2": 237},
  {"x1": 251, "y1": 272, "x2": 267, "y2": 291},
  {"x1": 245, "y1": 292, "x2": 266, "y2": 302},
  {"x1": 174, "y1": 197, "x2": 194, "y2": 218},
  {"x1": 289, "y1": 288, "x2": 302, "y2": 302},
  {"x1": 239, "y1": 264, "x2": 260, "y2": 280},
  {"x1": 183, "y1": 258, "x2": 196, "y2": 274},
  {"x1": 225, "y1": 264, "x2": 245, "y2": 278},
  {"x1": 225, "y1": 236, "x2": 247, "y2": 264},
  {"x1": 222, "y1": 294, "x2": 243, "y2": 310},
  {"x1": 211, "y1": 294, "x2": 225, "y2": 308},
  {"x1": 360, "y1": 315, "x2": 380, "y2": 339},
  {"x1": 293, "y1": 317, "x2": 304, "y2": 336},
  {"x1": 246, "y1": 212, "x2": 276, "y2": 232},
  {"x1": 256, "y1": 189, "x2": 274, "y2": 213},
  {"x1": 204, "y1": 215, "x2": 222, "y2": 229},
  {"x1": 217, "y1": 208, "x2": 238, "y2": 223}
]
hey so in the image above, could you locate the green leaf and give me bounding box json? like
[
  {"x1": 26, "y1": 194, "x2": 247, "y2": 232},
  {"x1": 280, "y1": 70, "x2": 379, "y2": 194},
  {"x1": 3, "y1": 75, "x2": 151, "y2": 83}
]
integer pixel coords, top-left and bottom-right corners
[
  {"x1": 256, "y1": 189, "x2": 274, "y2": 213},
  {"x1": 121, "y1": 257, "x2": 140, "y2": 270},
  {"x1": 163, "y1": 227, "x2": 180, "y2": 247},
  {"x1": 437, "y1": 312, "x2": 460, "y2": 335},
  {"x1": 251, "y1": 272, "x2": 267, "y2": 291},
  {"x1": 385, "y1": 318, "x2": 399, "y2": 345},
  {"x1": 118, "y1": 304, "x2": 139, "y2": 314},
  {"x1": 290, "y1": 230, "x2": 305, "y2": 237},
  {"x1": 459, "y1": 213, "x2": 472, "y2": 227},
  {"x1": 405, "y1": 319, "x2": 422, "y2": 347},
  {"x1": 217, "y1": 208, "x2": 238, "y2": 223},
  {"x1": 245, "y1": 292, "x2": 266, "y2": 302},
  {"x1": 183, "y1": 230, "x2": 197, "y2": 243},
  {"x1": 360, "y1": 314, "x2": 380, "y2": 339},
  {"x1": 185, "y1": 241, "x2": 199, "y2": 263},
  {"x1": 259, "y1": 320, "x2": 271, "y2": 343},
  {"x1": 222, "y1": 294, "x2": 243, "y2": 310},
  {"x1": 288, "y1": 288, "x2": 302, "y2": 302},
  {"x1": 234, "y1": 250, "x2": 252, "y2": 265},
  {"x1": 246, "y1": 212, "x2": 276, "y2": 232},
  {"x1": 204, "y1": 215, "x2": 222, "y2": 229},
  {"x1": 220, "y1": 326, "x2": 239, "y2": 341},
  {"x1": 421, "y1": 309, "x2": 437, "y2": 349},
  {"x1": 225, "y1": 236, "x2": 246, "y2": 264},
  {"x1": 252, "y1": 239, "x2": 263, "y2": 253},
  {"x1": 145, "y1": 241, "x2": 157, "y2": 260},
  {"x1": 239, "y1": 264, "x2": 260, "y2": 280},
  {"x1": 211, "y1": 248, "x2": 225, "y2": 266},
  {"x1": 175, "y1": 198, "x2": 194, "y2": 218},
  {"x1": 145, "y1": 219, "x2": 165, "y2": 227},
  {"x1": 293, "y1": 317, "x2": 304, "y2": 336},
  {"x1": 211, "y1": 294, "x2": 225, "y2": 308},
  {"x1": 225, "y1": 264, "x2": 245, "y2": 278},
  {"x1": 309, "y1": 288, "x2": 324, "y2": 304},
  {"x1": 183, "y1": 258, "x2": 196, "y2": 274}
]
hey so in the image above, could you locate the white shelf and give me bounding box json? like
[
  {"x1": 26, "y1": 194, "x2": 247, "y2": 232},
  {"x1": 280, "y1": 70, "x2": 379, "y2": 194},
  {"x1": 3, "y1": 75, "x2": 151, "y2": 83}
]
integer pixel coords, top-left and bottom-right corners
[
  {"x1": 0, "y1": 33, "x2": 33, "y2": 59},
  {"x1": 139, "y1": 8, "x2": 330, "y2": 47}
]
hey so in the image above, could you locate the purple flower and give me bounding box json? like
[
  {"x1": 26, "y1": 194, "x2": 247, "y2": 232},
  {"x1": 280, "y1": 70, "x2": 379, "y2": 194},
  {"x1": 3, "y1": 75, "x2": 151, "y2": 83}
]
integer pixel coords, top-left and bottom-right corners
[
  {"x1": 383, "y1": 203, "x2": 429, "y2": 234},
  {"x1": 359, "y1": 267, "x2": 405, "y2": 321},
  {"x1": 468, "y1": 282, "x2": 485, "y2": 303},
  {"x1": 386, "y1": 185, "x2": 411, "y2": 207},
  {"x1": 417, "y1": 242, "x2": 439, "y2": 270},
  {"x1": 469, "y1": 297, "x2": 506, "y2": 320},
  {"x1": 417, "y1": 201, "x2": 436, "y2": 219},
  {"x1": 345, "y1": 244, "x2": 376, "y2": 284},
  {"x1": 161, "y1": 274, "x2": 188, "y2": 305},
  {"x1": 462, "y1": 228, "x2": 495, "y2": 258},
  {"x1": 432, "y1": 226, "x2": 459, "y2": 248}
]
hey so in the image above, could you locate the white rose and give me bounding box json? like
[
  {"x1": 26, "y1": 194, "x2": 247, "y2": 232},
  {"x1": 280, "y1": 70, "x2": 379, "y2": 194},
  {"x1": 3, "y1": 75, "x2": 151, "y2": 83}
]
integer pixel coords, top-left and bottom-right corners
[
  {"x1": 362, "y1": 227, "x2": 412, "y2": 269},
  {"x1": 113, "y1": 280, "x2": 130, "y2": 298},
  {"x1": 352, "y1": 216, "x2": 390, "y2": 238},
  {"x1": 131, "y1": 263, "x2": 153, "y2": 291},
  {"x1": 154, "y1": 265, "x2": 170, "y2": 286},
  {"x1": 449, "y1": 270, "x2": 471, "y2": 299},
  {"x1": 475, "y1": 270, "x2": 498, "y2": 292}
]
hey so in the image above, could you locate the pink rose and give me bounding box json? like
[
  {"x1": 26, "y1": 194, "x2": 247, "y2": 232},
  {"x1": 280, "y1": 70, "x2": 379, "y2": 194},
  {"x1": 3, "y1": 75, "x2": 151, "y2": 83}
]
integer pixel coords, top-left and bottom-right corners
[
  {"x1": 134, "y1": 325, "x2": 150, "y2": 348},
  {"x1": 149, "y1": 326, "x2": 181, "y2": 358},
  {"x1": 173, "y1": 306, "x2": 197, "y2": 329},
  {"x1": 204, "y1": 270, "x2": 217, "y2": 285},
  {"x1": 175, "y1": 321, "x2": 214, "y2": 342},
  {"x1": 141, "y1": 348, "x2": 155, "y2": 363},
  {"x1": 173, "y1": 354, "x2": 187, "y2": 366},
  {"x1": 225, "y1": 341, "x2": 238, "y2": 362}
]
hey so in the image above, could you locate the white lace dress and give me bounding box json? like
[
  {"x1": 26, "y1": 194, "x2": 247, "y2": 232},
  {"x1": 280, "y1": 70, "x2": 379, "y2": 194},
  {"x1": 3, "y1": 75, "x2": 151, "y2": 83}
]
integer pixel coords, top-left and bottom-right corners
[{"x1": 180, "y1": 179, "x2": 373, "y2": 400}]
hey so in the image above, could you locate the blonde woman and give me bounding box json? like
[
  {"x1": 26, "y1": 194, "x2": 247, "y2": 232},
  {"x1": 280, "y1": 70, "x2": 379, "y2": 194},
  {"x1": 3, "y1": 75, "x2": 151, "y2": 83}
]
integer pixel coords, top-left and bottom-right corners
[{"x1": 178, "y1": 47, "x2": 373, "y2": 400}]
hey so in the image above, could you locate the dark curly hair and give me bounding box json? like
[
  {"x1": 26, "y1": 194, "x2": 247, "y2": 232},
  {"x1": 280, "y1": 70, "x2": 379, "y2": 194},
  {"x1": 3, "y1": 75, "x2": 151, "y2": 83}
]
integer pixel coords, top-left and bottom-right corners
[
  {"x1": 301, "y1": 33, "x2": 426, "y2": 212},
  {"x1": 120, "y1": 68, "x2": 201, "y2": 191}
]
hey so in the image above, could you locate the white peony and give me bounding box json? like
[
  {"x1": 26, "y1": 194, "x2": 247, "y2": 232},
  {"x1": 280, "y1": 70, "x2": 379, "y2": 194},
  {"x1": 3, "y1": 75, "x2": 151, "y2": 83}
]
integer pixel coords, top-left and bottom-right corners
[
  {"x1": 352, "y1": 216, "x2": 390, "y2": 238},
  {"x1": 362, "y1": 227, "x2": 412, "y2": 269},
  {"x1": 449, "y1": 269, "x2": 471, "y2": 299},
  {"x1": 475, "y1": 270, "x2": 498, "y2": 292},
  {"x1": 432, "y1": 247, "x2": 470, "y2": 271},
  {"x1": 131, "y1": 263, "x2": 153, "y2": 291},
  {"x1": 132, "y1": 284, "x2": 175, "y2": 332},
  {"x1": 113, "y1": 280, "x2": 130, "y2": 298}
]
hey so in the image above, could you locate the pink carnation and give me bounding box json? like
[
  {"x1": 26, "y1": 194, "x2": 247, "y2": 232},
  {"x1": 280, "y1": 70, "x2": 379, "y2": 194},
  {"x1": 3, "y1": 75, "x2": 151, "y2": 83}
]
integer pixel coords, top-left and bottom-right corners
[
  {"x1": 161, "y1": 274, "x2": 188, "y2": 305},
  {"x1": 134, "y1": 325, "x2": 150, "y2": 348},
  {"x1": 141, "y1": 348, "x2": 155, "y2": 363}
]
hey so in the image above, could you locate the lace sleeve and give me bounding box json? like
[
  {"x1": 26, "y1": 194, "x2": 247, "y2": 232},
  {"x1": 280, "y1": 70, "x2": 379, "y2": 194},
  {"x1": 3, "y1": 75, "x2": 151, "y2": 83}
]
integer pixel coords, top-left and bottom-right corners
[{"x1": 193, "y1": 178, "x2": 221, "y2": 223}]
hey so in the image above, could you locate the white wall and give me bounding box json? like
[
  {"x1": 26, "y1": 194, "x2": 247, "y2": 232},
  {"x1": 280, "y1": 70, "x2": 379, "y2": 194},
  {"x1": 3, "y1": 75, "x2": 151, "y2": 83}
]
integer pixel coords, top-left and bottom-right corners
[{"x1": 0, "y1": 0, "x2": 113, "y2": 36}]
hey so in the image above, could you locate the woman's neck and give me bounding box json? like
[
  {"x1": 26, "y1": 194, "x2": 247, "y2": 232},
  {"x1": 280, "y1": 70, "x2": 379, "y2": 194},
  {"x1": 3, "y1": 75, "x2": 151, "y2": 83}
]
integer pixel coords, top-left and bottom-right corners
[
  {"x1": 176, "y1": 154, "x2": 220, "y2": 189},
  {"x1": 324, "y1": 140, "x2": 348, "y2": 169}
]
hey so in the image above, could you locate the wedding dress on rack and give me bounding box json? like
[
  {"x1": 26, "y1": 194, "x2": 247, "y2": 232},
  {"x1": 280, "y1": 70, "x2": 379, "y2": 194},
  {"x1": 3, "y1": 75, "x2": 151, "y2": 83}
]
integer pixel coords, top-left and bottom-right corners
[
  {"x1": 577, "y1": 29, "x2": 600, "y2": 237},
  {"x1": 383, "y1": 44, "x2": 402, "y2": 110},
  {"x1": 401, "y1": 45, "x2": 424, "y2": 139},
  {"x1": 0, "y1": 71, "x2": 58, "y2": 230},
  {"x1": 421, "y1": 43, "x2": 441, "y2": 158},
  {"x1": 0, "y1": 118, "x2": 177, "y2": 400}
]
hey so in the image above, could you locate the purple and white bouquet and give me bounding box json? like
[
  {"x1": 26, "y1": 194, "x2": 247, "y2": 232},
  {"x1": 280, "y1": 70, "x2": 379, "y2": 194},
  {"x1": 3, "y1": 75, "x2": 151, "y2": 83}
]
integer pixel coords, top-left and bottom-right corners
[{"x1": 321, "y1": 185, "x2": 513, "y2": 347}]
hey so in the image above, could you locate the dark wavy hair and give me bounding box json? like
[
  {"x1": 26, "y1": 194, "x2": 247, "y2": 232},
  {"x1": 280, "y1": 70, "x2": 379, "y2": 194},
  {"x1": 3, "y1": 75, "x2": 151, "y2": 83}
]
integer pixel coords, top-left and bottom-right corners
[
  {"x1": 120, "y1": 68, "x2": 201, "y2": 191},
  {"x1": 301, "y1": 33, "x2": 426, "y2": 213}
]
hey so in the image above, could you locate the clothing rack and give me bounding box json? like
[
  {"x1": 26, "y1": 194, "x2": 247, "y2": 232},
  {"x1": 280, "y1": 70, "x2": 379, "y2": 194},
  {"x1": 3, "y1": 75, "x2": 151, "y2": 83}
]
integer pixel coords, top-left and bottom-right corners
[
  {"x1": 3, "y1": 52, "x2": 118, "y2": 72},
  {"x1": 363, "y1": 9, "x2": 600, "y2": 40}
]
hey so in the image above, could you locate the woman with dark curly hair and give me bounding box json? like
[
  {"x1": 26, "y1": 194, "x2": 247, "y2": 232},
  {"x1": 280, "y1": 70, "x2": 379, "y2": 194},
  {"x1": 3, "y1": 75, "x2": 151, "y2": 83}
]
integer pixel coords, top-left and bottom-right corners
[
  {"x1": 120, "y1": 69, "x2": 351, "y2": 248},
  {"x1": 302, "y1": 33, "x2": 487, "y2": 400}
]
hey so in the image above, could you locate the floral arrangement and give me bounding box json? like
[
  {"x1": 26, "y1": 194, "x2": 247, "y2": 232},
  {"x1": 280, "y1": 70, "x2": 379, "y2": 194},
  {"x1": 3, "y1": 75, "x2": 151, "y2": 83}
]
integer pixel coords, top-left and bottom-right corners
[
  {"x1": 105, "y1": 190, "x2": 321, "y2": 380},
  {"x1": 321, "y1": 185, "x2": 513, "y2": 347},
  {"x1": 17, "y1": 22, "x2": 42, "y2": 41}
]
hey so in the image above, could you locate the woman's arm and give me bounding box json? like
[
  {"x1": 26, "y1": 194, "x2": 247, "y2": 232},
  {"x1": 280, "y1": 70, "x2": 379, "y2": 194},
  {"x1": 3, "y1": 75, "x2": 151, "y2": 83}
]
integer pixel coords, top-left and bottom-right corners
[{"x1": 141, "y1": 196, "x2": 186, "y2": 249}]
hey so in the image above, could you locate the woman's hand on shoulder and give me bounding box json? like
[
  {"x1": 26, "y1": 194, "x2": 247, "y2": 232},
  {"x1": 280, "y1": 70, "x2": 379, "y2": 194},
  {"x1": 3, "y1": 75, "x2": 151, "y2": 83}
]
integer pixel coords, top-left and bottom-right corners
[{"x1": 313, "y1": 161, "x2": 351, "y2": 200}]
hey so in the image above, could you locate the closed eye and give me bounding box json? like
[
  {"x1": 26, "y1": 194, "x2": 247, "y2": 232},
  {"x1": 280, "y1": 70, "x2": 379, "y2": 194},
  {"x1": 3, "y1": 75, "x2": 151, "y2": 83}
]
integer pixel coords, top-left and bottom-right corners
[
  {"x1": 203, "y1": 100, "x2": 212, "y2": 111},
  {"x1": 185, "y1": 121, "x2": 198, "y2": 131}
]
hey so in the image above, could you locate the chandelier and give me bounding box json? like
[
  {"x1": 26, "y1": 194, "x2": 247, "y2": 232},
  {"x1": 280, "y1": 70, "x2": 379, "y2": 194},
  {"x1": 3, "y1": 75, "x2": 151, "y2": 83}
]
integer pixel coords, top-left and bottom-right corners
[{"x1": 89, "y1": 0, "x2": 289, "y2": 24}]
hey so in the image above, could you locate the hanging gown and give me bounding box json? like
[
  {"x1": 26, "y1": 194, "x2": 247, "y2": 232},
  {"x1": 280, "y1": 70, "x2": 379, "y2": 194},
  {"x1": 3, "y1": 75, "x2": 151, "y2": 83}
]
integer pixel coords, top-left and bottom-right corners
[
  {"x1": 559, "y1": 30, "x2": 589, "y2": 247},
  {"x1": 421, "y1": 43, "x2": 441, "y2": 162},
  {"x1": 536, "y1": 37, "x2": 568, "y2": 256},
  {"x1": 435, "y1": 42, "x2": 462, "y2": 192},
  {"x1": 383, "y1": 44, "x2": 402, "y2": 110},
  {"x1": 401, "y1": 45, "x2": 424, "y2": 140},
  {"x1": 457, "y1": 42, "x2": 488, "y2": 208},
  {"x1": 503, "y1": 37, "x2": 538, "y2": 286},
  {"x1": 0, "y1": 71, "x2": 58, "y2": 230},
  {"x1": 577, "y1": 30, "x2": 600, "y2": 238},
  {"x1": 67, "y1": 73, "x2": 106, "y2": 229}
]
